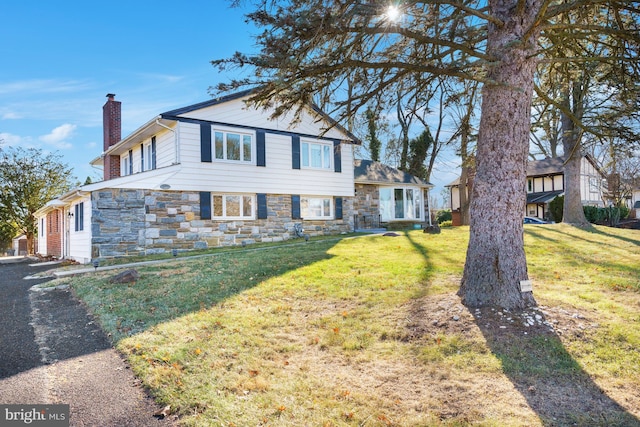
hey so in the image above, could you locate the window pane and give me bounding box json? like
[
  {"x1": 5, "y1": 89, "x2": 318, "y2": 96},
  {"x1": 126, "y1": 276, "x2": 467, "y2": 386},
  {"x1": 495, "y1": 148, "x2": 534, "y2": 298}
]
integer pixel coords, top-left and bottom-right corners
[
  {"x1": 227, "y1": 134, "x2": 240, "y2": 160},
  {"x1": 243, "y1": 135, "x2": 252, "y2": 162},
  {"x1": 311, "y1": 144, "x2": 322, "y2": 167},
  {"x1": 379, "y1": 188, "x2": 392, "y2": 221},
  {"x1": 226, "y1": 195, "x2": 240, "y2": 216},
  {"x1": 215, "y1": 132, "x2": 224, "y2": 159},
  {"x1": 323, "y1": 199, "x2": 331, "y2": 216},
  {"x1": 213, "y1": 195, "x2": 223, "y2": 217},
  {"x1": 242, "y1": 196, "x2": 253, "y2": 217},
  {"x1": 394, "y1": 188, "x2": 404, "y2": 219},
  {"x1": 301, "y1": 198, "x2": 309, "y2": 218},
  {"x1": 323, "y1": 145, "x2": 331, "y2": 169},
  {"x1": 406, "y1": 189, "x2": 415, "y2": 219},
  {"x1": 301, "y1": 142, "x2": 309, "y2": 167},
  {"x1": 414, "y1": 189, "x2": 422, "y2": 219}
]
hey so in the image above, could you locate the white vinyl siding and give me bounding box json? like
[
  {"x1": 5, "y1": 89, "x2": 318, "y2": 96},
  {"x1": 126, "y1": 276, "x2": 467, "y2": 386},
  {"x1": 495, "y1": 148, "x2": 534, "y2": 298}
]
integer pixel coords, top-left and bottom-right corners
[
  {"x1": 178, "y1": 96, "x2": 350, "y2": 141},
  {"x1": 175, "y1": 123, "x2": 354, "y2": 196},
  {"x1": 68, "y1": 197, "x2": 92, "y2": 263}
]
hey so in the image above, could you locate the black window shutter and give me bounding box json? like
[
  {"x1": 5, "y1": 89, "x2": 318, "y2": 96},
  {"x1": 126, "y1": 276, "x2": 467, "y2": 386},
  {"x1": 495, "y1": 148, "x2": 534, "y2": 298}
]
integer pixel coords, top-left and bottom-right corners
[
  {"x1": 257, "y1": 193, "x2": 268, "y2": 219},
  {"x1": 256, "y1": 130, "x2": 266, "y2": 167},
  {"x1": 335, "y1": 197, "x2": 343, "y2": 219},
  {"x1": 200, "y1": 192, "x2": 211, "y2": 219},
  {"x1": 140, "y1": 143, "x2": 145, "y2": 172},
  {"x1": 200, "y1": 124, "x2": 212, "y2": 162},
  {"x1": 292, "y1": 136, "x2": 301, "y2": 169},
  {"x1": 333, "y1": 140, "x2": 342, "y2": 173},
  {"x1": 291, "y1": 195, "x2": 301, "y2": 219}
]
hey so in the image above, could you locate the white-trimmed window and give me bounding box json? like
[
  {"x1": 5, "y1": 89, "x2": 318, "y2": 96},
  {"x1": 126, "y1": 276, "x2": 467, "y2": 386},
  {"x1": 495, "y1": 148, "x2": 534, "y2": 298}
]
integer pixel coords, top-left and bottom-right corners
[
  {"x1": 143, "y1": 136, "x2": 157, "y2": 171},
  {"x1": 74, "y1": 202, "x2": 84, "y2": 232},
  {"x1": 379, "y1": 187, "x2": 423, "y2": 221},
  {"x1": 121, "y1": 151, "x2": 133, "y2": 176},
  {"x1": 212, "y1": 194, "x2": 254, "y2": 219},
  {"x1": 301, "y1": 140, "x2": 332, "y2": 170},
  {"x1": 214, "y1": 130, "x2": 253, "y2": 163},
  {"x1": 301, "y1": 197, "x2": 333, "y2": 219}
]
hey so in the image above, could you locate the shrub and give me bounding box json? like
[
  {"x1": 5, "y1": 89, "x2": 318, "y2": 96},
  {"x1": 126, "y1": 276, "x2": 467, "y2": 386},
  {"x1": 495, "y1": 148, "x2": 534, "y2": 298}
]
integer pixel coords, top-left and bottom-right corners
[
  {"x1": 439, "y1": 220, "x2": 453, "y2": 227},
  {"x1": 583, "y1": 205, "x2": 603, "y2": 223},
  {"x1": 549, "y1": 196, "x2": 564, "y2": 223},
  {"x1": 436, "y1": 210, "x2": 452, "y2": 224}
]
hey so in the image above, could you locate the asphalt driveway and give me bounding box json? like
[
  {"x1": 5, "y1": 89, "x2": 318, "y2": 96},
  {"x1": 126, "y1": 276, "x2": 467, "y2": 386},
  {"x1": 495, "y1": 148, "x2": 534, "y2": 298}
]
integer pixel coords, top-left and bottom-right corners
[{"x1": 0, "y1": 258, "x2": 174, "y2": 426}]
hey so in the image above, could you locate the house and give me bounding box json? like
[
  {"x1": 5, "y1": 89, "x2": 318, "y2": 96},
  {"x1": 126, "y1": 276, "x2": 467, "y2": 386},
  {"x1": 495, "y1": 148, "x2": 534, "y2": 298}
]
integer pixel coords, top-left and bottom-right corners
[
  {"x1": 353, "y1": 159, "x2": 433, "y2": 229},
  {"x1": 447, "y1": 155, "x2": 606, "y2": 224},
  {"x1": 632, "y1": 186, "x2": 640, "y2": 219},
  {"x1": 35, "y1": 92, "x2": 431, "y2": 264}
]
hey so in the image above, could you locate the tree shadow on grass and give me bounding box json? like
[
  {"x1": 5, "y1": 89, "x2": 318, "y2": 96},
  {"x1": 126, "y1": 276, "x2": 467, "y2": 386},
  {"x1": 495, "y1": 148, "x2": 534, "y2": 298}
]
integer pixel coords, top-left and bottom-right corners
[
  {"x1": 474, "y1": 308, "x2": 640, "y2": 427},
  {"x1": 71, "y1": 239, "x2": 342, "y2": 343}
]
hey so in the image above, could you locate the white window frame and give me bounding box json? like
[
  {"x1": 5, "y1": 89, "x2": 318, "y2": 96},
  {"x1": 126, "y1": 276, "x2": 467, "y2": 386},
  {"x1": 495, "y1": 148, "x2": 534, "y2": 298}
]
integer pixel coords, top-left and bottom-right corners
[
  {"x1": 74, "y1": 202, "x2": 84, "y2": 232},
  {"x1": 301, "y1": 197, "x2": 333, "y2": 219},
  {"x1": 212, "y1": 194, "x2": 255, "y2": 219},
  {"x1": 121, "y1": 152, "x2": 133, "y2": 176},
  {"x1": 301, "y1": 139, "x2": 332, "y2": 170},
  {"x1": 144, "y1": 137, "x2": 157, "y2": 171},
  {"x1": 379, "y1": 186, "x2": 424, "y2": 221},
  {"x1": 213, "y1": 128, "x2": 254, "y2": 164}
]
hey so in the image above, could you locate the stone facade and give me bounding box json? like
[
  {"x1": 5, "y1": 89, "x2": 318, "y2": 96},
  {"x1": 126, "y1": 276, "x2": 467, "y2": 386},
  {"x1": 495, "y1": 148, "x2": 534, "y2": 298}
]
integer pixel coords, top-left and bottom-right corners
[{"x1": 91, "y1": 188, "x2": 354, "y2": 258}]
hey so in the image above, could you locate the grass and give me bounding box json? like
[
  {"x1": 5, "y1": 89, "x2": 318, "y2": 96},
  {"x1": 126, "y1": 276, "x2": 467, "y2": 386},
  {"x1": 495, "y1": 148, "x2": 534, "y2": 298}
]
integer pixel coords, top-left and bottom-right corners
[{"x1": 60, "y1": 225, "x2": 640, "y2": 426}]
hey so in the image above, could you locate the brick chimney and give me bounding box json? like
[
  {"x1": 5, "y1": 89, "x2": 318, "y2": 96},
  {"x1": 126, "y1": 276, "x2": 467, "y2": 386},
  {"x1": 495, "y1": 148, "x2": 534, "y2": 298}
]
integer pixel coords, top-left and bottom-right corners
[{"x1": 102, "y1": 93, "x2": 122, "y2": 180}]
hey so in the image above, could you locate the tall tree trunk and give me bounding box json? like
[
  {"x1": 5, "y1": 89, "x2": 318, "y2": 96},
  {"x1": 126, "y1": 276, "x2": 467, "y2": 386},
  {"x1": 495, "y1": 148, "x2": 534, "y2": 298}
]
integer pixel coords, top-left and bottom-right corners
[
  {"x1": 561, "y1": 81, "x2": 590, "y2": 226},
  {"x1": 459, "y1": 0, "x2": 541, "y2": 309}
]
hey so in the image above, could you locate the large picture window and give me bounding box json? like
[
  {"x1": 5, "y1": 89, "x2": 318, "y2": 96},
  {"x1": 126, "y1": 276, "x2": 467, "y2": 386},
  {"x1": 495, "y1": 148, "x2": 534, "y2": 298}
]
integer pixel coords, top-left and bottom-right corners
[
  {"x1": 379, "y1": 187, "x2": 423, "y2": 221},
  {"x1": 212, "y1": 194, "x2": 254, "y2": 219},
  {"x1": 301, "y1": 141, "x2": 332, "y2": 169},
  {"x1": 301, "y1": 197, "x2": 333, "y2": 219},
  {"x1": 214, "y1": 130, "x2": 252, "y2": 163}
]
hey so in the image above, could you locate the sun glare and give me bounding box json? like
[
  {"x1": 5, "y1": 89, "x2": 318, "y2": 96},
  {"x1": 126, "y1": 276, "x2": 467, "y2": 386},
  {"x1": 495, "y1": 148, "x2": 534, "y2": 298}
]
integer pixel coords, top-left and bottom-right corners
[{"x1": 385, "y1": 5, "x2": 401, "y2": 22}]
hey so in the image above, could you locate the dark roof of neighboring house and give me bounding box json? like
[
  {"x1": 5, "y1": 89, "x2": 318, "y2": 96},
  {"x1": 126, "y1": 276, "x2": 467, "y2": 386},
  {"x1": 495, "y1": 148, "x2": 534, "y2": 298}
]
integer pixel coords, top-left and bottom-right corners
[
  {"x1": 446, "y1": 156, "x2": 571, "y2": 187},
  {"x1": 160, "y1": 89, "x2": 361, "y2": 144},
  {"x1": 527, "y1": 156, "x2": 565, "y2": 176},
  {"x1": 526, "y1": 190, "x2": 564, "y2": 204},
  {"x1": 354, "y1": 159, "x2": 432, "y2": 187}
]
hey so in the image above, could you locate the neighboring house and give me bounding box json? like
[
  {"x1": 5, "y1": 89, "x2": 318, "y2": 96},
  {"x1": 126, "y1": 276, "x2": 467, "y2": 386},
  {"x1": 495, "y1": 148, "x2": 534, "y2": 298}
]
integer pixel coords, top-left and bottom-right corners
[
  {"x1": 447, "y1": 155, "x2": 606, "y2": 224},
  {"x1": 33, "y1": 91, "x2": 434, "y2": 263},
  {"x1": 632, "y1": 187, "x2": 640, "y2": 219},
  {"x1": 11, "y1": 234, "x2": 28, "y2": 256},
  {"x1": 353, "y1": 159, "x2": 433, "y2": 229}
]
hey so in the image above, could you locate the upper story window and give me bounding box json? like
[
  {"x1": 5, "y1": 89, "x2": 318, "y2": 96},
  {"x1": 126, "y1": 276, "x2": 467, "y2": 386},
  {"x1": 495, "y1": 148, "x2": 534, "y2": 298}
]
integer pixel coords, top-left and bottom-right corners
[
  {"x1": 121, "y1": 150, "x2": 133, "y2": 176},
  {"x1": 527, "y1": 178, "x2": 533, "y2": 193},
  {"x1": 214, "y1": 130, "x2": 252, "y2": 163},
  {"x1": 301, "y1": 141, "x2": 332, "y2": 170},
  {"x1": 144, "y1": 137, "x2": 157, "y2": 171}
]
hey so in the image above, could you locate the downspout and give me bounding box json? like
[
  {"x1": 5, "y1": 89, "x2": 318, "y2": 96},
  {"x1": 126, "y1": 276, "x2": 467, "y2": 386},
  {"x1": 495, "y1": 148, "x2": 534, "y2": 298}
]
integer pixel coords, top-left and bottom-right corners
[{"x1": 155, "y1": 119, "x2": 179, "y2": 164}]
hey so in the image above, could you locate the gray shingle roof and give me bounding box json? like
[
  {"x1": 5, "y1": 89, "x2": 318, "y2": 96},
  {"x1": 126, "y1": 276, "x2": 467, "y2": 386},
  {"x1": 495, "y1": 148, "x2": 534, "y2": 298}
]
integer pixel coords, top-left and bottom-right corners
[{"x1": 354, "y1": 159, "x2": 432, "y2": 187}]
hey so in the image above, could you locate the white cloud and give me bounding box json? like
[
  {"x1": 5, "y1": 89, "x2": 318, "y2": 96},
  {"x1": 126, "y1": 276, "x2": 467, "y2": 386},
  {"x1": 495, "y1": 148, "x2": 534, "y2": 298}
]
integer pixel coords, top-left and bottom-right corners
[
  {"x1": 1, "y1": 111, "x2": 22, "y2": 119},
  {"x1": 39, "y1": 124, "x2": 76, "y2": 149},
  {"x1": 0, "y1": 132, "x2": 29, "y2": 146}
]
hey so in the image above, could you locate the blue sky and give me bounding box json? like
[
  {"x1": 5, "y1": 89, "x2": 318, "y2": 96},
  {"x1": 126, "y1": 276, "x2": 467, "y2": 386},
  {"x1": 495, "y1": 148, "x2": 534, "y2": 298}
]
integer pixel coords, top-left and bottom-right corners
[{"x1": 0, "y1": 1, "x2": 457, "y2": 204}]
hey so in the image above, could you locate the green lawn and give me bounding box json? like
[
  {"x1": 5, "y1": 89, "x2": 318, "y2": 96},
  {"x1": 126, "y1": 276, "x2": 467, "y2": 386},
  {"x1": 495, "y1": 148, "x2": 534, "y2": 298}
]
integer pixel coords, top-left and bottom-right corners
[{"x1": 63, "y1": 225, "x2": 640, "y2": 426}]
